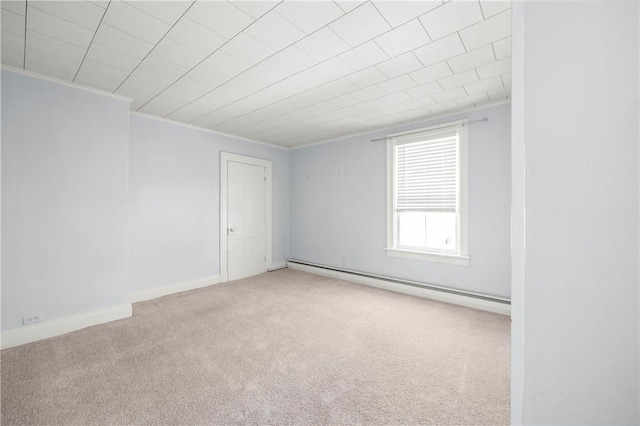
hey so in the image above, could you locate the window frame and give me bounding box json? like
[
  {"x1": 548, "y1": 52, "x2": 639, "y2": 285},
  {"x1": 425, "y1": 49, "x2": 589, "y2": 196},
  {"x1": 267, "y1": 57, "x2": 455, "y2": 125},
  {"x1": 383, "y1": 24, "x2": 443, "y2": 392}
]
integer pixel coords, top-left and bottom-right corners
[{"x1": 385, "y1": 119, "x2": 470, "y2": 266}]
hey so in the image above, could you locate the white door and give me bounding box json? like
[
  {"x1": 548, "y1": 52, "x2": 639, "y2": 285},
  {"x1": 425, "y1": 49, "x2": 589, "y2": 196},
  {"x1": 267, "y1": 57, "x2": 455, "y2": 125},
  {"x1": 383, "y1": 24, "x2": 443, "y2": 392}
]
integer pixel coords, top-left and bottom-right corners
[{"x1": 227, "y1": 161, "x2": 266, "y2": 281}]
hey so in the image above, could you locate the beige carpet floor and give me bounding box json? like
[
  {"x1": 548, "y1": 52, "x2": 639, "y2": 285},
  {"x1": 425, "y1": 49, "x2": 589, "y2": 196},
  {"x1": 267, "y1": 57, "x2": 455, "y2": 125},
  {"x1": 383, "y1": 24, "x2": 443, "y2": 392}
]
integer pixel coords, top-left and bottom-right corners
[{"x1": 1, "y1": 269, "x2": 510, "y2": 425}]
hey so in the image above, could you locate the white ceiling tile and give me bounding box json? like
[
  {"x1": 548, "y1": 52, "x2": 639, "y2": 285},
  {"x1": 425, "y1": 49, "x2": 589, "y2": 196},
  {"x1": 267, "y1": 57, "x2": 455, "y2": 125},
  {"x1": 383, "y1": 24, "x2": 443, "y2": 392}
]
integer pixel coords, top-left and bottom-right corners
[
  {"x1": 409, "y1": 62, "x2": 452, "y2": 85},
  {"x1": 125, "y1": 1, "x2": 191, "y2": 26},
  {"x1": 2, "y1": 0, "x2": 25, "y2": 16},
  {"x1": 127, "y1": 68, "x2": 176, "y2": 90},
  {"x1": 493, "y1": 36, "x2": 511, "y2": 60},
  {"x1": 93, "y1": 24, "x2": 154, "y2": 59},
  {"x1": 245, "y1": 9, "x2": 305, "y2": 51},
  {"x1": 1, "y1": 9, "x2": 24, "y2": 37},
  {"x1": 431, "y1": 86, "x2": 467, "y2": 102},
  {"x1": 266, "y1": 45, "x2": 316, "y2": 78},
  {"x1": 1, "y1": 30, "x2": 24, "y2": 52},
  {"x1": 464, "y1": 75, "x2": 502, "y2": 94},
  {"x1": 333, "y1": 1, "x2": 366, "y2": 14},
  {"x1": 89, "y1": 1, "x2": 108, "y2": 10},
  {"x1": 403, "y1": 107, "x2": 430, "y2": 120},
  {"x1": 137, "y1": 99, "x2": 181, "y2": 117},
  {"x1": 2, "y1": 47, "x2": 23, "y2": 67},
  {"x1": 419, "y1": 0, "x2": 483, "y2": 40},
  {"x1": 28, "y1": 1, "x2": 104, "y2": 31},
  {"x1": 405, "y1": 81, "x2": 443, "y2": 98},
  {"x1": 102, "y1": 1, "x2": 170, "y2": 44},
  {"x1": 438, "y1": 69, "x2": 478, "y2": 89},
  {"x1": 26, "y1": 48, "x2": 80, "y2": 74},
  {"x1": 480, "y1": 0, "x2": 510, "y2": 18},
  {"x1": 447, "y1": 44, "x2": 495, "y2": 73},
  {"x1": 138, "y1": 54, "x2": 188, "y2": 82},
  {"x1": 295, "y1": 27, "x2": 350, "y2": 62},
  {"x1": 374, "y1": 19, "x2": 430, "y2": 58},
  {"x1": 379, "y1": 91, "x2": 412, "y2": 106},
  {"x1": 413, "y1": 33, "x2": 465, "y2": 67},
  {"x1": 78, "y1": 58, "x2": 129, "y2": 82},
  {"x1": 455, "y1": 91, "x2": 489, "y2": 107},
  {"x1": 192, "y1": 50, "x2": 251, "y2": 88},
  {"x1": 379, "y1": 103, "x2": 409, "y2": 116},
  {"x1": 378, "y1": 74, "x2": 417, "y2": 93},
  {"x1": 26, "y1": 30, "x2": 85, "y2": 63},
  {"x1": 141, "y1": 79, "x2": 212, "y2": 117},
  {"x1": 403, "y1": 95, "x2": 436, "y2": 110},
  {"x1": 356, "y1": 98, "x2": 386, "y2": 112},
  {"x1": 275, "y1": 1, "x2": 344, "y2": 34},
  {"x1": 153, "y1": 37, "x2": 207, "y2": 69},
  {"x1": 26, "y1": 61, "x2": 74, "y2": 80},
  {"x1": 167, "y1": 17, "x2": 227, "y2": 56},
  {"x1": 501, "y1": 72, "x2": 512, "y2": 86},
  {"x1": 86, "y1": 43, "x2": 139, "y2": 73},
  {"x1": 459, "y1": 9, "x2": 511, "y2": 51},
  {"x1": 346, "y1": 66, "x2": 388, "y2": 88},
  {"x1": 338, "y1": 41, "x2": 388, "y2": 71},
  {"x1": 74, "y1": 69, "x2": 121, "y2": 91},
  {"x1": 304, "y1": 57, "x2": 354, "y2": 85},
  {"x1": 376, "y1": 52, "x2": 422, "y2": 78},
  {"x1": 487, "y1": 85, "x2": 510, "y2": 99},
  {"x1": 427, "y1": 99, "x2": 458, "y2": 114},
  {"x1": 372, "y1": 1, "x2": 441, "y2": 27},
  {"x1": 220, "y1": 32, "x2": 274, "y2": 66},
  {"x1": 329, "y1": 2, "x2": 390, "y2": 47},
  {"x1": 231, "y1": 1, "x2": 279, "y2": 19},
  {"x1": 187, "y1": 1, "x2": 253, "y2": 39},
  {"x1": 115, "y1": 79, "x2": 159, "y2": 104},
  {"x1": 476, "y1": 57, "x2": 511, "y2": 79},
  {"x1": 351, "y1": 85, "x2": 388, "y2": 101}
]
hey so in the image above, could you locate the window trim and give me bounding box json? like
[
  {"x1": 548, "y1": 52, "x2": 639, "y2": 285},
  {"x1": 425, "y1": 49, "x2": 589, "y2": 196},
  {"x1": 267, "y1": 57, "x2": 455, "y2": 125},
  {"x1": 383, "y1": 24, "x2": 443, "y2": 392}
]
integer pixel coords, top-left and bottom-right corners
[{"x1": 386, "y1": 119, "x2": 470, "y2": 266}]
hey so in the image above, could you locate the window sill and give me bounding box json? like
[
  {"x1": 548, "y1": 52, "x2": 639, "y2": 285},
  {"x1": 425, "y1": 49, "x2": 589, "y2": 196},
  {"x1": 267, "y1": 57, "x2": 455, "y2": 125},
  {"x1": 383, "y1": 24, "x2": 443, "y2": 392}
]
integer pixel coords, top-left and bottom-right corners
[{"x1": 385, "y1": 248, "x2": 471, "y2": 266}]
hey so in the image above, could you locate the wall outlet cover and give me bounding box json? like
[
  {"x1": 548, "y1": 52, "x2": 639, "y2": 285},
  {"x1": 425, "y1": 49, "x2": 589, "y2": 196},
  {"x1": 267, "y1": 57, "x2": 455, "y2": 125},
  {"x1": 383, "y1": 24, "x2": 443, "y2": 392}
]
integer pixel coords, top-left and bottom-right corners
[{"x1": 23, "y1": 314, "x2": 43, "y2": 326}]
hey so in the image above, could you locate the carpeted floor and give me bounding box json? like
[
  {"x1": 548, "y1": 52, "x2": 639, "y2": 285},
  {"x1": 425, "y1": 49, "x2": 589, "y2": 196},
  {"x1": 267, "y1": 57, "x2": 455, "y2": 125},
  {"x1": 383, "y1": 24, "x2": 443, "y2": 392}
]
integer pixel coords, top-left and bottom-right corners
[{"x1": 1, "y1": 269, "x2": 510, "y2": 425}]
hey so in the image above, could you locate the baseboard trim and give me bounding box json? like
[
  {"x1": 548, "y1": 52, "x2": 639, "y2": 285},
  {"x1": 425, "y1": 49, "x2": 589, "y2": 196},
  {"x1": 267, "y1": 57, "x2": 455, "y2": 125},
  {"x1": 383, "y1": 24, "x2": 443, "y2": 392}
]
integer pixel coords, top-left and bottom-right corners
[
  {"x1": 286, "y1": 260, "x2": 511, "y2": 316},
  {"x1": 130, "y1": 275, "x2": 221, "y2": 303},
  {"x1": 1, "y1": 304, "x2": 132, "y2": 350},
  {"x1": 268, "y1": 261, "x2": 287, "y2": 272}
]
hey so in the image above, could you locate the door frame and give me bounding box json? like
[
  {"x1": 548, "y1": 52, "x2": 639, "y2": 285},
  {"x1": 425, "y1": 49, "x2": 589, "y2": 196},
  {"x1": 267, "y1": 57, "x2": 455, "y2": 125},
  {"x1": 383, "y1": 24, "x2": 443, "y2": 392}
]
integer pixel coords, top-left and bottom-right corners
[{"x1": 220, "y1": 152, "x2": 272, "y2": 283}]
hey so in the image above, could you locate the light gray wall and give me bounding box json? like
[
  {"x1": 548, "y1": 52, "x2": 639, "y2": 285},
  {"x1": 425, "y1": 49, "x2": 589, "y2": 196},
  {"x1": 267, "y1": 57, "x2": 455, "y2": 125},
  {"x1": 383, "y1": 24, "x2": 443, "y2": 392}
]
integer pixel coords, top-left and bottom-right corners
[
  {"x1": 1, "y1": 70, "x2": 131, "y2": 331},
  {"x1": 290, "y1": 103, "x2": 511, "y2": 298},
  {"x1": 512, "y1": 1, "x2": 640, "y2": 424},
  {"x1": 129, "y1": 114, "x2": 289, "y2": 293}
]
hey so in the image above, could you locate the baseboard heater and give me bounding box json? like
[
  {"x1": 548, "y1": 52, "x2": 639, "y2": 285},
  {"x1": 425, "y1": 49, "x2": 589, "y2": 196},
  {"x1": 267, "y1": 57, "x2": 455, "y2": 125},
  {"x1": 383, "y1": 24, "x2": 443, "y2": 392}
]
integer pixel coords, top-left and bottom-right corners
[{"x1": 286, "y1": 258, "x2": 510, "y2": 310}]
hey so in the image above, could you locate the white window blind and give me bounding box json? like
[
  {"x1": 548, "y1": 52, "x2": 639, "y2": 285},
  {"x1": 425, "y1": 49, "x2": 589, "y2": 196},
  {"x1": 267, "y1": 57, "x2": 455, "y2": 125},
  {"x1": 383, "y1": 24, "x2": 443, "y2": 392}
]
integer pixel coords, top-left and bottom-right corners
[{"x1": 395, "y1": 130, "x2": 459, "y2": 213}]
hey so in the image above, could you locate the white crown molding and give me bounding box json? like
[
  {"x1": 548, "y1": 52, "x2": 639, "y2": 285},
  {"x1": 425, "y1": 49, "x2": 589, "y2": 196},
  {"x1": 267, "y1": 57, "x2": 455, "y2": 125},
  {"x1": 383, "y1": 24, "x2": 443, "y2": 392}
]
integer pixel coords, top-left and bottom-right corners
[
  {"x1": 0, "y1": 304, "x2": 132, "y2": 349},
  {"x1": 1, "y1": 65, "x2": 134, "y2": 103},
  {"x1": 289, "y1": 99, "x2": 512, "y2": 150},
  {"x1": 129, "y1": 111, "x2": 288, "y2": 151},
  {"x1": 130, "y1": 275, "x2": 221, "y2": 304}
]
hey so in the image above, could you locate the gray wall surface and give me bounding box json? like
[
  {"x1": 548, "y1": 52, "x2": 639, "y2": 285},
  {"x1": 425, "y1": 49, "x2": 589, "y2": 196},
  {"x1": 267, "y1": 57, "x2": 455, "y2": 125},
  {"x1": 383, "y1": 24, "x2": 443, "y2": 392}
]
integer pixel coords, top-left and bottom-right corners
[
  {"x1": 129, "y1": 114, "x2": 289, "y2": 293},
  {"x1": 1, "y1": 70, "x2": 131, "y2": 331},
  {"x1": 290, "y1": 103, "x2": 511, "y2": 298},
  {"x1": 512, "y1": 2, "x2": 640, "y2": 424}
]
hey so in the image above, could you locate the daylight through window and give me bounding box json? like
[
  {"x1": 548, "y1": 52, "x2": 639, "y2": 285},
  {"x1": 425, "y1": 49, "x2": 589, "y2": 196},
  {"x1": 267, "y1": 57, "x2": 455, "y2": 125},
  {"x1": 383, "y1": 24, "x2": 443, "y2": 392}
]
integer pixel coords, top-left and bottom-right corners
[{"x1": 386, "y1": 120, "x2": 470, "y2": 266}]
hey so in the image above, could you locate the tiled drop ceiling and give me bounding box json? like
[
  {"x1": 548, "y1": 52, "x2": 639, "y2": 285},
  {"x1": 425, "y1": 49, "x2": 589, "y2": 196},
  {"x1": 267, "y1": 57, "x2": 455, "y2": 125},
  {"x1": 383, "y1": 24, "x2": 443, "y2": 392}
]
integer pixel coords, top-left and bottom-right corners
[{"x1": 0, "y1": 0, "x2": 512, "y2": 148}]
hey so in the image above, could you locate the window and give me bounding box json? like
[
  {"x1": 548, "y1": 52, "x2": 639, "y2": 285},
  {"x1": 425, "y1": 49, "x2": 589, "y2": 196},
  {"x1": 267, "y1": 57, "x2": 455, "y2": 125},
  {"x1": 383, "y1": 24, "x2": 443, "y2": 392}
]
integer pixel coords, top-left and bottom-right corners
[{"x1": 386, "y1": 119, "x2": 470, "y2": 266}]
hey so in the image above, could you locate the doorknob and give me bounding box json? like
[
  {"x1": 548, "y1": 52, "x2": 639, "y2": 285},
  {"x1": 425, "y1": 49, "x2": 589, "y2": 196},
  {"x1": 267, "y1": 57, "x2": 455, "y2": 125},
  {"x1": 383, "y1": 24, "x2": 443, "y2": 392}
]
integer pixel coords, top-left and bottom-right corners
[{"x1": 228, "y1": 228, "x2": 235, "y2": 235}]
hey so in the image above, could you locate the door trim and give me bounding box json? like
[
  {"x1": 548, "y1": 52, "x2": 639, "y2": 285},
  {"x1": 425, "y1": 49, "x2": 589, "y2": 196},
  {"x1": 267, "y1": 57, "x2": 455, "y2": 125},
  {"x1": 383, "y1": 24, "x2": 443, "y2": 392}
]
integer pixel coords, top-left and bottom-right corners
[{"x1": 220, "y1": 152, "x2": 272, "y2": 283}]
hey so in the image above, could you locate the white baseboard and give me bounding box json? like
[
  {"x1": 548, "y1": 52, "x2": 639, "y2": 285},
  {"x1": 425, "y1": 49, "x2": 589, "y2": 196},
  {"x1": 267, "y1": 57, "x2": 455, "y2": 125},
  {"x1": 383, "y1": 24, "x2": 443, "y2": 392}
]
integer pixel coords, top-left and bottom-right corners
[
  {"x1": 1, "y1": 303, "x2": 132, "y2": 350},
  {"x1": 268, "y1": 261, "x2": 287, "y2": 271},
  {"x1": 287, "y1": 261, "x2": 511, "y2": 316},
  {"x1": 130, "y1": 275, "x2": 221, "y2": 304}
]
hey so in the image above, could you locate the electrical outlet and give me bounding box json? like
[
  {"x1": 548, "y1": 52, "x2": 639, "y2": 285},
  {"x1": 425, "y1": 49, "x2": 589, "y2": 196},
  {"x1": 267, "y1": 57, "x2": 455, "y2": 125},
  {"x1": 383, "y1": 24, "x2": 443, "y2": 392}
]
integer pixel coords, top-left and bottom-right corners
[{"x1": 23, "y1": 313, "x2": 43, "y2": 326}]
